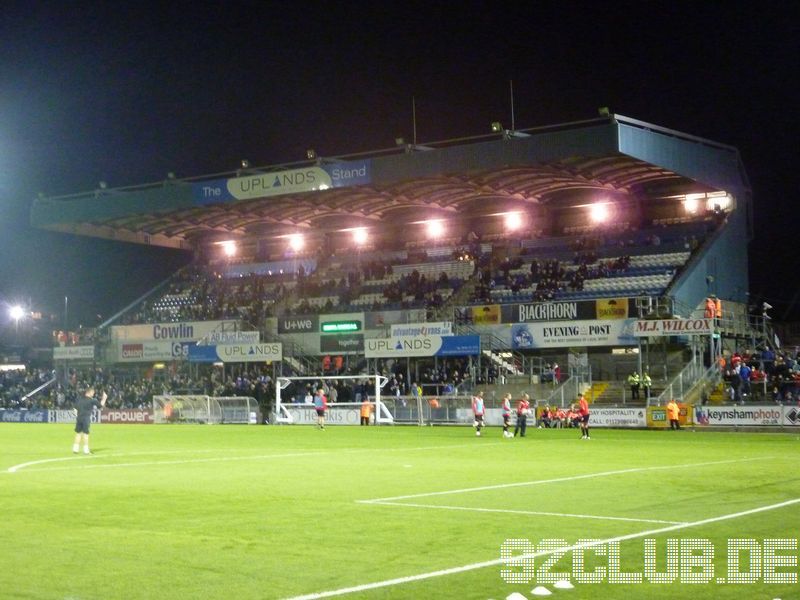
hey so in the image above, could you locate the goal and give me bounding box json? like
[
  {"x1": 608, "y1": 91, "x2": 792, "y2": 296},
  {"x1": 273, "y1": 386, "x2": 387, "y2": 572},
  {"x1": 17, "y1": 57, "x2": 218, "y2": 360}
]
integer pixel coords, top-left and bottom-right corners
[
  {"x1": 152, "y1": 395, "x2": 259, "y2": 424},
  {"x1": 274, "y1": 374, "x2": 393, "y2": 425}
]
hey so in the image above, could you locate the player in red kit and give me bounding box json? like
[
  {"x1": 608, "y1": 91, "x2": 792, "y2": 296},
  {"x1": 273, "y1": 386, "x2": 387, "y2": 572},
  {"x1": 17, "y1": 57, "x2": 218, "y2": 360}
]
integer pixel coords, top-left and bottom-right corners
[
  {"x1": 578, "y1": 394, "x2": 590, "y2": 439},
  {"x1": 514, "y1": 393, "x2": 531, "y2": 437}
]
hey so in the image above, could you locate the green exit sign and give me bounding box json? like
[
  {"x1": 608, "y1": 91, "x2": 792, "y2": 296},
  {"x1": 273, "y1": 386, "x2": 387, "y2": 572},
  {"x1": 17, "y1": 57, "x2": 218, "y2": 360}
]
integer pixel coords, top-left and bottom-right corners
[{"x1": 321, "y1": 321, "x2": 361, "y2": 333}]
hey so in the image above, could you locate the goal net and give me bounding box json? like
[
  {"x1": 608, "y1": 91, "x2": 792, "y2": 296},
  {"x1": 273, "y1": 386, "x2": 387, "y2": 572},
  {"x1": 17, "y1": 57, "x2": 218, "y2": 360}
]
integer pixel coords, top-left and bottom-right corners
[
  {"x1": 152, "y1": 395, "x2": 259, "y2": 424},
  {"x1": 274, "y1": 374, "x2": 393, "y2": 425}
]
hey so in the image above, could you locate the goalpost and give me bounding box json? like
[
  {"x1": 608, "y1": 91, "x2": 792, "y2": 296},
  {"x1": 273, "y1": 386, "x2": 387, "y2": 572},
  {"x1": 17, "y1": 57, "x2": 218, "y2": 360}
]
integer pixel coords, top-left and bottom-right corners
[
  {"x1": 153, "y1": 395, "x2": 259, "y2": 424},
  {"x1": 274, "y1": 374, "x2": 393, "y2": 425}
]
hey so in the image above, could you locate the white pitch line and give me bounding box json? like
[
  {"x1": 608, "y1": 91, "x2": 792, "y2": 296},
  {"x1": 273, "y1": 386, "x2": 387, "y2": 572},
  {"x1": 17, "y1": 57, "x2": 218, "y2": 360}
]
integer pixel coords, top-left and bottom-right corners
[
  {"x1": 359, "y1": 456, "x2": 767, "y2": 503},
  {"x1": 7, "y1": 451, "x2": 327, "y2": 473},
  {"x1": 283, "y1": 495, "x2": 800, "y2": 600},
  {"x1": 6, "y1": 440, "x2": 502, "y2": 474},
  {"x1": 5, "y1": 448, "x2": 256, "y2": 473},
  {"x1": 364, "y1": 501, "x2": 686, "y2": 525}
]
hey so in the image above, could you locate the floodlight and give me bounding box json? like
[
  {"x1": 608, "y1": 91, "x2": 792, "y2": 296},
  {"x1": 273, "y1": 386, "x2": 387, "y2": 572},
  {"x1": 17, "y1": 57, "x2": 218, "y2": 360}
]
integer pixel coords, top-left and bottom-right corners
[
  {"x1": 395, "y1": 137, "x2": 405, "y2": 146},
  {"x1": 98, "y1": 181, "x2": 108, "y2": 190},
  {"x1": 167, "y1": 172, "x2": 176, "y2": 180},
  {"x1": 9, "y1": 305, "x2": 25, "y2": 321},
  {"x1": 491, "y1": 121, "x2": 503, "y2": 133},
  {"x1": 289, "y1": 233, "x2": 304, "y2": 251},
  {"x1": 504, "y1": 211, "x2": 524, "y2": 231},
  {"x1": 598, "y1": 106, "x2": 611, "y2": 117},
  {"x1": 683, "y1": 196, "x2": 700, "y2": 214},
  {"x1": 353, "y1": 228, "x2": 368, "y2": 246},
  {"x1": 221, "y1": 241, "x2": 236, "y2": 258},
  {"x1": 306, "y1": 149, "x2": 317, "y2": 160},
  {"x1": 426, "y1": 220, "x2": 445, "y2": 239},
  {"x1": 240, "y1": 159, "x2": 250, "y2": 169},
  {"x1": 589, "y1": 202, "x2": 610, "y2": 223}
]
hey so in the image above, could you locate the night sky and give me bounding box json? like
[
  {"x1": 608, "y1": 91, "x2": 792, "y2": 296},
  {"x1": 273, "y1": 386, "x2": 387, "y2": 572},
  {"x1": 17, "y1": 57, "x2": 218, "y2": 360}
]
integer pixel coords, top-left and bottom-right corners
[{"x1": 1, "y1": 2, "x2": 798, "y2": 336}]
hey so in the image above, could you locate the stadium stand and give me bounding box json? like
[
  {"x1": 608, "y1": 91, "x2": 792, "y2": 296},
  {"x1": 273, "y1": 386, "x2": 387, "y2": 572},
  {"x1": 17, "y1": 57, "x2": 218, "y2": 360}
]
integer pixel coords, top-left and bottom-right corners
[{"x1": 25, "y1": 113, "x2": 780, "y2": 413}]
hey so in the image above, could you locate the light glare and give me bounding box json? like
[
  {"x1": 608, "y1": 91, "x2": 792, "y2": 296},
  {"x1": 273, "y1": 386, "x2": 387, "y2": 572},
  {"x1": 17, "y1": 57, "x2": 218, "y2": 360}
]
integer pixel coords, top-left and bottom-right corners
[
  {"x1": 590, "y1": 203, "x2": 610, "y2": 223},
  {"x1": 426, "y1": 220, "x2": 445, "y2": 239},
  {"x1": 289, "y1": 234, "x2": 304, "y2": 251},
  {"x1": 353, "y1": 228, "x2": 368, "y2": 245}
]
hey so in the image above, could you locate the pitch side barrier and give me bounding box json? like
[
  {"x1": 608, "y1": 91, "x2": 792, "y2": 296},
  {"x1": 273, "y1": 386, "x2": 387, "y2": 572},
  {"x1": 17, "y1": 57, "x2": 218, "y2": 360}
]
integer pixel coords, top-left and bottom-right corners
[{"x1": 0, "y1": 409, "x2": 155, "y2": 424}]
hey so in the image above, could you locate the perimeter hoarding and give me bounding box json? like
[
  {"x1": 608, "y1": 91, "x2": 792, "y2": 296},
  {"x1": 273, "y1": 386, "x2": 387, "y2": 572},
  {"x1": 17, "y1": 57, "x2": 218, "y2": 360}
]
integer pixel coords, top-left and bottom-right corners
[
  {"x1": 188, "y1": 343, "x2": 282, "y2": 363},
  {"x1": 693, "y1": 405, "x2": 783, "y2": 426},
  {"x1": 585, "y1": 407, "x2": 647, "y2": 428},
  {"x1": 365, "y1": 335, "x2": 480, "y2": 358},
  {"x1": 647, "y1": 405, "x2": 693, "y2": 428}
]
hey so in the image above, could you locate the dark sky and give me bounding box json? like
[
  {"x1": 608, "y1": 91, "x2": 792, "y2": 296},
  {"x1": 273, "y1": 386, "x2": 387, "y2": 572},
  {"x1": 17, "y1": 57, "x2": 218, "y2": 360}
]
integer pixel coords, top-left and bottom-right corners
[{"x1": 1, "y1": 1, "x2": 798, "y2": 334}]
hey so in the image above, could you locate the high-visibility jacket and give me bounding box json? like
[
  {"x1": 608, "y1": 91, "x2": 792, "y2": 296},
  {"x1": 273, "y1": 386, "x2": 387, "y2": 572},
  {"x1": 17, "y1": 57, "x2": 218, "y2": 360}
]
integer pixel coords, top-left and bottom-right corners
[
  {"x1": 627, "y1": 373, "x2": 640, "y2": 386},
  {"x1": 704, "y1": 298, "x2": 717, "y2": 318},
  {"x1": 667, "y1": 401, "x2": 680, "y2": 420}
]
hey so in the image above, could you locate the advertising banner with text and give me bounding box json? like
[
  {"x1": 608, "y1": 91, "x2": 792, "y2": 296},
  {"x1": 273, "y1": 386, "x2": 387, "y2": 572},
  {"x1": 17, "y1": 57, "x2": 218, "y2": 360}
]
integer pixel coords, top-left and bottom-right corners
[
  {"x1": 693, "y1": 405, "x2": 783, "y2": 426},
  {"x1": 53, "y1": 345, "x2": 95, "y2": 361},
  {"x1": 633, "y1": 318, "x2": 713, "y2": 337},
  {"x1": 510, "y1": 319, "x2": 637, "y2": 349},
  {"x1": 647, "y1": 405, "x2": 693, "y2": 428},
  {"x1": 389, "y1": 322, "x2": 452, "y2": 337},
  {"x1": 501, "y1": 298, "x2": 631, "y2": 323},
  {"x1": 100, "y1": 409, "x2": 154, "y2": 424},
  {"x1": 111, "y1": 320, "x2": 238, "y2": 342},
  {"x1": 188, "y1": 343, "x2": 282, "y2": 363},
  {"x1": 0, "y1": 410, "x2": 49, "y2": 423},
  {"x1": 365, "y1": 335, "x2": 480, "y2": 358},
  {"x1": 193, "y1": 159, "x2": 372, "y2": 205},
  {"x1": 116, "y1": 341, "x2": 195, "y2": 362}
]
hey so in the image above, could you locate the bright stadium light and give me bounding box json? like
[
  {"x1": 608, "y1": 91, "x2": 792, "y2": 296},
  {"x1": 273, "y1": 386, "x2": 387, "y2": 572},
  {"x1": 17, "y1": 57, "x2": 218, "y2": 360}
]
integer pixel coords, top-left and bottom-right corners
[
  {"x1": 426, "y1": 219, "x2": 445, "y2": 239},
  {"x1": 221, "y1": 241, "x2": 237, "y2": 258},
  {"x1": 504, "y1": 211, "x2": 524, "y2": 231},
  {"x1": 683, "y1": 195, "x2": 701, "y2": 214},
  {"x1": 353, "y1": 228, "x2": 368, "y2": 246},
  {"x1": 9, "y1": 305, "x2": 25, "y2": 321},
  {"x1": 289, "y1": 233, "x2": 304, "y2": 252},
  {"x1": 589, "y1": 202, "x2": 611, "y2": 223}
]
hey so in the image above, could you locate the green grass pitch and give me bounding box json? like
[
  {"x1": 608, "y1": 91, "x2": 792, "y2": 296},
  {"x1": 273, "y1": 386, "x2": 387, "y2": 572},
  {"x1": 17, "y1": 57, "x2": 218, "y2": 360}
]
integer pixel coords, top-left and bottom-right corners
[{"x1": 1, "y1": 423, "x2": 798, "y2": 599}]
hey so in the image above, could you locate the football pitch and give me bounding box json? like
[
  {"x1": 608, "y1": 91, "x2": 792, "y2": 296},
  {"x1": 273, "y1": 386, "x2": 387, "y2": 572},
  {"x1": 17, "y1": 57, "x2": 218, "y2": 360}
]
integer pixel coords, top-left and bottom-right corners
[{"x1": 1, "y1": 423, "x2": 798, "y2": 600}]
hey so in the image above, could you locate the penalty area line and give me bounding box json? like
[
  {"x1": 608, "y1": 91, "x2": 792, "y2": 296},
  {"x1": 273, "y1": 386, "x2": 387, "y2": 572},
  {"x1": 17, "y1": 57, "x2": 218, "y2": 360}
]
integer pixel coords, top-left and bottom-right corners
[
  {"x1": 359, "y1": 456, "x2": 769, "y2": 503},
  {"x1": 363, "y1": 500, "x2": 686, "y2": 525},
  {"x1": 283, "y1": 495, "x2": 800, "y2": 600},
  {"x1": 6, "y1": 440, "x2": 503, "y2": 474}
]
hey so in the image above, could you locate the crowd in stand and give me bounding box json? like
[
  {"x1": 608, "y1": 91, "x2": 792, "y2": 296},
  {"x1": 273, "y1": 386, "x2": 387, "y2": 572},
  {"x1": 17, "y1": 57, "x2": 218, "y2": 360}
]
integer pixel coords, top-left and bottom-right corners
[
  {"x1": 123, "y1": 267, "x2": 285, "y2": 325},
  {"x1": 0, "y1": 368, "x2": 54, "y2": 410},
  {"x1": 472, "y1": 251, "x2": 634, "y2": 303},
  {"x1": 721, "y1": 348, "x2": 800, "y2": 404}
]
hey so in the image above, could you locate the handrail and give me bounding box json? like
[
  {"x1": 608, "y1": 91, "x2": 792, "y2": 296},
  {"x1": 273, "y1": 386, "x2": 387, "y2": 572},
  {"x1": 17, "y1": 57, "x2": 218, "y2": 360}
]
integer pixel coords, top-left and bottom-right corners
[
  {"x1": 21, "y1": 377, "x2": 57, "y2": 402},
  {"x1": 653, "y1": 360, "x2": 717, "y2": 406}
]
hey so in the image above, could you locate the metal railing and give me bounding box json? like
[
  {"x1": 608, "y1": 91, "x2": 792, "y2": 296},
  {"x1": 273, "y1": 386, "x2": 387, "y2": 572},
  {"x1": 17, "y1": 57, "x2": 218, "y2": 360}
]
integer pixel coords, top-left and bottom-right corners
[{"x1": 652, "y1": 360, "x2": 718, "y2": 406}]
